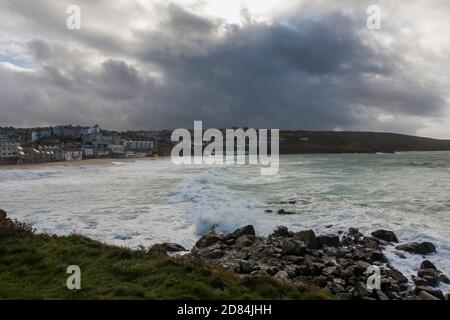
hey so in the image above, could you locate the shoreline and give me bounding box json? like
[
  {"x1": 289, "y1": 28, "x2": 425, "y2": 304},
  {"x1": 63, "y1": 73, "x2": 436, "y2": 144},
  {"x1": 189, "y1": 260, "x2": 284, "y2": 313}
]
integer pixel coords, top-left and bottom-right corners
[{"x1": 0, "y1": 156, "x2": 169, "y2": 170}]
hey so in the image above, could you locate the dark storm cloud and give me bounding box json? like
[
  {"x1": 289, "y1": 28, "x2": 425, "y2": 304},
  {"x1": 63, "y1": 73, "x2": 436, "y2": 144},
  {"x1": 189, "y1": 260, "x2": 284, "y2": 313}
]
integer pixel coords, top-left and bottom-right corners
[{"x1": 0, "y1": 1, "x2": 448, "y2": 135}]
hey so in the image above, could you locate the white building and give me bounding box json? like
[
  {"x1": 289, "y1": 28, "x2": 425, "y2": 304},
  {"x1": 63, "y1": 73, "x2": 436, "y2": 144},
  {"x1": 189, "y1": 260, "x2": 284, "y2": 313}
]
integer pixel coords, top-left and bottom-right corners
[
  {"x1": 126, "y1": 140, "x2": 154, "y2": 151},
  {"x1": 0, "y1": 140, "x2": 18, "y2": 160},
  {"x1": 64, "y1": 149, "x2": 82, "y2": 161},
  {"x1": 107, "y1": 144, "x2": 125, "y2": 154},
  {"x1": 31, "y1": 130, "x2": 51, "y2": 142},
  {"x1": 81, "y1": 146, "x2": 94, "y2": 158}
]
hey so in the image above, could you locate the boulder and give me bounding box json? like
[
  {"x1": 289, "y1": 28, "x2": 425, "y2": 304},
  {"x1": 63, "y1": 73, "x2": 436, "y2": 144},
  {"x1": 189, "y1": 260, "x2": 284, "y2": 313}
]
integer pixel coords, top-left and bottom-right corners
[
  {"x1": 371, "y1": 230, "x2": 399, "y2": 243},
  {"x1": 205, "y1": 249, "x2": 225, "y2": 259},
  {"x1": 158, "y1": 243, "x2": 187, "y2": 252},
  {"x1": 417, "y1": 291, "x2": 440, "y2": 300},
  {"x1": 235, "y1": 235, "x2": 255, "y2": 247},
  {"x1": 413, "y1": 277, "x2": 427, "y2": 287},
  {"x1": 0, "y1": 209, "x2": 6, "y2": 220},
  {"x1": 317, "y1": 234, "x2": 341, "y2": 247},
  {"x1": 284, "y1": 265, "x2": 299, "y2": 278},
  {"x1": 369, "y1": 249, "x2": 388, "y2": 263},
  {"x1": 413, "y1": 286, "x2": 445, "y2": 300},
  {"x1": 238, "y1": 260, "x2": 253, "y2": 274},
  {"x1": 355, "y1": 282, "x2": 371, "y2": 299},
  {"x1": 337, "y1": 293, "x2": 353, "y2": 300},
  {"x1": 423, "y1": 276, "x2": 439, "y2": 287},
  {"x1": 375, "y1": 289, "x2": 390, "y2": 300},
  {"x1": 395, "y1": 242, "x2": 436, "y2": 255},
  {"x1": 348, "y1": 227, "x2": 362, "y2": 236},
  {"x1": 420, "y1": 260, "x2": 437, "y2": 270},
  {"x1": 281, "y1": 239, "x2": 307, "y2": 256},
  {"x1": 277, "y1": 209, "x2": 296, "y2": 215},
  {"x1": 231, "y1": 225, "x2": 256, "y2": 239},
  {"x1": 195, "y1": 232, "x2": 222, "y2": 249},
  {"x1": 417, "y1": 269, "x2": 439, "y2": 287},
  {"x1": 273, "y1": 271, "x2": 290, "y2": 283},
  {"x1": 439, "y1": 273, "x2": 450, "y2": 284},
  {"x1": 273, "y1": 226, "x2": 290, "y2": 237},
  {"x1": 283, "y1": 255, "x2": 304, "y2": 264},
  {"x1": 293, "y1": 230, "x2": 319, "y2": 249},
  {"x1": 417, "y1": 268, "x2": 438, "y2": 278},
  {"x1": 388, "y1": 268, "x2": 408, "y2": 284}
]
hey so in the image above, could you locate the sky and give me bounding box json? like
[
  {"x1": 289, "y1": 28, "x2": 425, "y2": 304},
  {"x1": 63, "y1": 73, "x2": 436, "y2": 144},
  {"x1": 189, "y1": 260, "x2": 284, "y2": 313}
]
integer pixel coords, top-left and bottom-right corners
[{"x1": 1, "y1": 0, "x2": 450, "y2": 138}]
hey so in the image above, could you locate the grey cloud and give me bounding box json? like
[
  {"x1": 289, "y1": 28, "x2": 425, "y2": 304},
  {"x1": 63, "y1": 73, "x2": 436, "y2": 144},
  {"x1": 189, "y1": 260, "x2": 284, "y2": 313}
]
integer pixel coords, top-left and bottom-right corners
[{"x1": 0, "y1": 1, "x2": 449, "y2": 136}]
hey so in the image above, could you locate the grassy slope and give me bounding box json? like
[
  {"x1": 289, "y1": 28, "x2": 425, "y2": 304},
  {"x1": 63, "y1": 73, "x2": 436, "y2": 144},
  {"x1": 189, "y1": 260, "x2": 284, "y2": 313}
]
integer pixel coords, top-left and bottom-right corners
[
  {"x1": 0, "y1": 232, "x2": 332, "y2": 300},
  {"x1": 280, "y1": 131, "x2": 450, "y2": 154}
]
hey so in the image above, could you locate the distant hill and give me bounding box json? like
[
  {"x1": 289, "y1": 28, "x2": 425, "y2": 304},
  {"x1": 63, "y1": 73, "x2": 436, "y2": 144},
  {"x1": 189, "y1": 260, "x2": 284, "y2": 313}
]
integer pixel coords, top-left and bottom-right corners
[{"x1": 279, "y1": 131, "x2": 450, "y2": 154}]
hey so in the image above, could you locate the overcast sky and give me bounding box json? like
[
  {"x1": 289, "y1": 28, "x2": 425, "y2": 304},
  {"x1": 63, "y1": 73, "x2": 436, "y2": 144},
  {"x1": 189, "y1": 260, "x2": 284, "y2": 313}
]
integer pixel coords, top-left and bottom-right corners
[{"x1": 1, "y1": 0, "x2": 450, "y2": 138}]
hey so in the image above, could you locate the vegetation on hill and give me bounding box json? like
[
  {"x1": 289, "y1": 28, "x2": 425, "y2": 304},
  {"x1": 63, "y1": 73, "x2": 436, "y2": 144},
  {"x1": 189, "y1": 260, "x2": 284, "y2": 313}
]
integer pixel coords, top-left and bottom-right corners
[{"x1": 279, "y1": 131, "x2": 450, "y2": 154}]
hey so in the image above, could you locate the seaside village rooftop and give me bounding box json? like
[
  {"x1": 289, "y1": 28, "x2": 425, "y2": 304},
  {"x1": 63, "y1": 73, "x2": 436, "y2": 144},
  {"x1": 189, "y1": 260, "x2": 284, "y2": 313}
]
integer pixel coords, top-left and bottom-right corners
[{"x1": 0, "y1": 125, "x2": 160, "y2": 165}]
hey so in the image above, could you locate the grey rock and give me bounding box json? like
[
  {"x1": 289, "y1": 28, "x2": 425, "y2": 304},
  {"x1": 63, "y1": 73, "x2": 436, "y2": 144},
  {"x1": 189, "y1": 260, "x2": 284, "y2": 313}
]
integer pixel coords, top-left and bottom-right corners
[
  {"x1": 277, "y1": 209, "x2": 296, "y2": 215},
  {"x1": 322, "y1": 266, "x2": 338, "y2": 276},
  {"x1": 439, "y1": 273, "x2": 450, "y2": 284},
  {"x1": 195, "y1": 232, "x2": 222, "y2": 249},
  {"x1": 413, "y1": 277, "x2": 427, "y2": 287},
  {"x1": 266, "y1": 266, "x2": 279, "y2": 276},
  {"x1": 338, "y1": 293, "x2": 353, "y2": 300},
  {"x1": 238, "y1": 260, "x2": 253, "y2": 274},
  {"x1": 281, "y1": 239, "x2": 307, "y2": 256},
  {"x1": 375, "y1": 289, "x2": 390, "y2": 300},
  {"x1": 317, "y1": 234, "x2": 341, "y2": 247},
  {"x1": 420, "y1": 260, "x2": 437, "y2": 270},
  {"x1": 235, "y1": 235, "x2": 255, "y2": 247},
  {"x1": 413, "y1": 286, "x2": 445, "y2": 300},
  {"x1": 293, "y1": 230, "x2": 319, "y2": 249},
  {"x1": 355, "y1": 282, "x2": 371, "y2": 298},
  {"x1": 231, "y1": 225, "x2": 256, "y2": 239},
  {"x1": 273, "y1": 271, "x2": 290, "y2": 282},
  {"x1": 204, "y1": 249, "x2": 225, "y2": 259},
  {"x1": 423, "y1": 276, "x2": 439, "y2": 287},
  {"x1": 273, "y1": 226, "x2": 290, "y2": 237},
  {"x1": 395, "y1": 242, "x2": 436, "y2": 255},
  {"x1": 370, "y1": 249, "x2": 388, "y2": 263},
  {"x1": 158, "y1": 243, "x2": 187, "y2": 252},
  {"x1": 283, "y1": 255, "x2": 304, "y2": 264},
  {"x1": 417, "y1": 291, "x2": 440, "y2": 300},
  {"x1": 284, "y1": 265, "x2": 299, "y2": 278},
  {"x1": 0, "y1": 209, "x2": 6, "y2": 220},
  {"x1": 388, "y1": 268, "x2": 408, "y2": 284},
  {"x1": 371, "y1": 230, "x2": 399, "y2": 243}
]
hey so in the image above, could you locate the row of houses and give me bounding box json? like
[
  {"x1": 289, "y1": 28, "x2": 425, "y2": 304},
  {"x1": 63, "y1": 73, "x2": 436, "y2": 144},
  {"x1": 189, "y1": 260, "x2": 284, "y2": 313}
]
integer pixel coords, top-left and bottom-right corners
[
  {"x1": 1, "y1": 140, "x2": 155, "y2": 165},
  {"x1": 1, "y1": 125, "x2": 157, "y2": 165}
]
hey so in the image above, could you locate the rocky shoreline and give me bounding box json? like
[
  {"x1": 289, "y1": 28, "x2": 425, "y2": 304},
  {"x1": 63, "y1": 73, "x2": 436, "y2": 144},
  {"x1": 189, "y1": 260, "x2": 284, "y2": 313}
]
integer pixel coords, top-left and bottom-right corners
[
  {"x1": 180, "y1": 225, "x2": 450, "y2": 300},
  {"x1": 2, "y1": 208, "x2": 449, "y2": 300}
]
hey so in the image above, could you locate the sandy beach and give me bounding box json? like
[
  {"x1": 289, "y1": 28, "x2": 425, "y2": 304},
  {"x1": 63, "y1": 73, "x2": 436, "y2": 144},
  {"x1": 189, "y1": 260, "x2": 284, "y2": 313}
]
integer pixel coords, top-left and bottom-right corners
[{"x1": 0, "y1": 157, "x2": 162, "y2": 170}]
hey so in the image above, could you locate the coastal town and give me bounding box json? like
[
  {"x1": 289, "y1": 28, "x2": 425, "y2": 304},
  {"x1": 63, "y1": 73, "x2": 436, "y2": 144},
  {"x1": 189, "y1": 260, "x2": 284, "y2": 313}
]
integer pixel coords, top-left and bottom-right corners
[
  {"x1": 0, "y1": 125, "x2": 173, "y2": 165},
  {"x1": 3, "y1": 125, "x2": 450, "y2": 166}
]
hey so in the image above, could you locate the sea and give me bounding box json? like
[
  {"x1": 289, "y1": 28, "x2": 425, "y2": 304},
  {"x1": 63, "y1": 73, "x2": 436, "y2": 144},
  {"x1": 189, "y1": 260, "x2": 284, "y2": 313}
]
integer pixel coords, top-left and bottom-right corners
[{"x1": 1, "y1": 152, "x2": 449, "y2": 291}]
